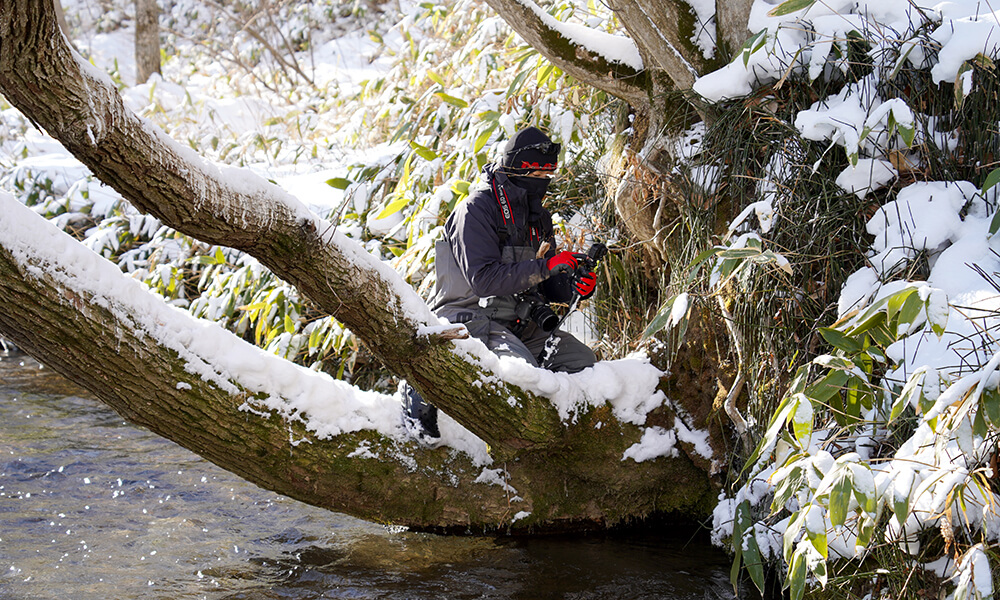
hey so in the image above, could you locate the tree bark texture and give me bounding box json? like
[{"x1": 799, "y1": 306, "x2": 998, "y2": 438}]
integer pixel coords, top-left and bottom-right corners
[
  {"x1": 0, "y1": 0, "x2": 718, "y2": 530},
  {"x1": 135, "y1": 0, "x2": 161, "y2": 83},
  {"x1": 482, "y1": 0, "x2": 651, "y2": 108}
]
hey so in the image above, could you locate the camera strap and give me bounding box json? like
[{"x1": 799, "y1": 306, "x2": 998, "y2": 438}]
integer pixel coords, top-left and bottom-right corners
[
  {"x1": 491, "y1": 179, "x2": 541, "y2": 249},
  {"x1": 490, "y1": 179, "x2": 514, "y2": 246}
]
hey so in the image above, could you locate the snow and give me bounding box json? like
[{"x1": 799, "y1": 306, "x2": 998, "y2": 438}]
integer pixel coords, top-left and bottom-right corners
[
  {"x1": 513, "y1": 0, "x2": 643, "y2": 71},
  {"x1": 622, "y1": 426, "x2": 679, "y2": 462},
  {"x1": 835, "y1": 159, "x2": 897, "y2": 199},
  {"x1": 691, "y1": 0, "x2": 1000, "y2": 588}
]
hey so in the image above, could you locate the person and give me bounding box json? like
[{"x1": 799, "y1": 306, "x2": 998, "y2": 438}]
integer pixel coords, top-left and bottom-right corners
[{"x1": 405, "y1": 127, "x2": 598, "y2": 438}]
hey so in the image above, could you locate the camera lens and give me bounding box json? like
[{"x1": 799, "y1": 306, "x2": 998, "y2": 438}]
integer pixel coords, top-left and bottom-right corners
[{"x1": 530, "y1": 304, "x2": 559, "y2": 332}]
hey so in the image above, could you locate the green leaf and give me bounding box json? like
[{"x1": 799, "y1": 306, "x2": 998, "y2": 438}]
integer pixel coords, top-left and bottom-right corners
[
  {"x1": 925, "y1": 289, "x2": 949, "y2": 337},
  {"x1": 786, "y1": 548, "x2": 807, "y2": 600},
  {"x1": 886, "y1": 287, "x2": 917, "y2": 322},
  {"x1": 807, "y1": 369, "x2": 850, "y2": 406},
  {"x1": 813, "y1": 355, "x2": 856, "y2": 371},
  {"x1": 426, "y1": 70, "x2": 446, "y2": 86},
  {"x1": 983, "y1": 387, "x2": 1000, "y2": 426},
  {"x1": 376, "y1": 195, "x2": 411, "y2": 221},
  {"x1": 791, "y1": 395, "x2": 813, "y2": 446},
  {"x1": 718, "y1": 246, "x2": 762, "y2": 259},
  {"x1": 767, "y1": 0, "x2": 816, "y2": 17},
  {"x1": 892, "y1": 493, "x2": 909, "y2": 527},
  {"x1": 898, "y1": 124, "x2": 916, "y2": 147},
  {"x1": 973, "y1": 403, "x2": 989, "y2": 438},
  {"x1": 745, "y1": 534, "x2": 766, "y2": 594},
  {"x1": 745, "y1": 393, "x2": 800, "y2": 469},
  {"x1": 409, "y1": 141, "x2": 438, "y2": 161},
  {"x1": 308, "y1": 325, "x2": 323, "y2": 349},
  {"x1": 955, "y1": 61, "x2": 973, "y2": 108},
  {"x1": 435, "y1": 92, "x2": 468, "y2": 108},
  {"x1": 890, "y1": 368, "x2": 926, "y2": 422},
  {"x1": 771, "y1": 462, "x2": 804, "y2": 513},
  {"x1": 730, "y1": 499, "x2": 751, "y2": 592},
  {"x1": 451, "y1": 180, "x2": 470, "y2": 196},
  {"x1": 828, "y1": 472, "x2": 852, "y2": 527},
  {"x1": 474, "y1": 123, "x2": 498, "y2": 153},
  {"x1": 988, "y1": 210, "x2": 1000, "y2": 236},
  {"x1": 851, "y1": 464, "x2": 877, "y2": 514},
  {"x1": 856, "y1": 514, "x2": 876, "y2": 548},
  {"x1": 848, "y1": 309, "x2": 887, "y2": 338},
  {"x1": 641, "y1": 294, "x2": 690, "y2": 340},
  {"x1": 819, "y1": 327, "x2": 863, "y2": 354},
  {"x1": 284, "y1": 314, "x2": 295, "y2": 334},
  {"x1": 740, "y1": 30, "x2": 767, "y2": 66},
  {"x1": 807, "y1": 529, "x2": 828, "y2": 560},
  {"x1": 896, "y1": 289, "x2": 925, "y2": 332},
  {"x1": 326, "y1": 177, "x2": 352, "y2": 190},
  {"x1": 983, "y1": 167, "x2": 1000, "y2": 197}
]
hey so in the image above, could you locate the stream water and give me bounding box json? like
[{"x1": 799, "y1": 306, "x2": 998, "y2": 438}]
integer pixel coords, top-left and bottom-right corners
[{"x1": 0, "y1": 350, "x2": 735, "y2": 599}]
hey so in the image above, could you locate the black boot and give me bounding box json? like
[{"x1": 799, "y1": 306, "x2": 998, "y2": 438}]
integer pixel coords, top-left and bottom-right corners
[{"x1": 404, "y1": 383, "x2": 439, "y2": 439}]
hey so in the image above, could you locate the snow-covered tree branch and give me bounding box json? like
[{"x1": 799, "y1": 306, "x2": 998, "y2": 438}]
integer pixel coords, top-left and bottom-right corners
[{"x1": 0, "y1": 0, "x2": 719, "y2": 531}]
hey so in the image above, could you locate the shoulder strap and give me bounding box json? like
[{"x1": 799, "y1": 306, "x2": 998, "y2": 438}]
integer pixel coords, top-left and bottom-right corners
[{"x1": 490, "y1": 178, "x2": 515, "y2": 245}]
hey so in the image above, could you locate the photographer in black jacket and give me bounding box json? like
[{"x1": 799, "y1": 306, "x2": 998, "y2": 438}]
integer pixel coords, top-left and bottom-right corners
[
  {"x1": 407, "y1": 127, "x2": 598, "y2": 439},
  {"x1": 431, "y1": 126, "x2": 597, "y2": 373}
]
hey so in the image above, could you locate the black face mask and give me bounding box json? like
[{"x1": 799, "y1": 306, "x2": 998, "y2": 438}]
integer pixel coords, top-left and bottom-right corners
[{"x1": 511, "y1": 176, "x2": 550, "y2": 201}]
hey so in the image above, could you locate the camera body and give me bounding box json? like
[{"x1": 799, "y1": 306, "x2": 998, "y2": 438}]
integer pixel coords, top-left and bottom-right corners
[{"x1": 515, "y1": 293, "x2": 559, "y2": 332}]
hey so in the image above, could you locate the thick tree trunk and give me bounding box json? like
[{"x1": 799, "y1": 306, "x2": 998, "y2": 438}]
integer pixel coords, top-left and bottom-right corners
[
  {"x1": 0, "y1": 194, "x2": 715, "y2": 530},
  {"x1": 135, "y1": 0, "x2": 161, "y2": 83},
  {"x1": 0, "y1": 0, "x2": 719, "y2": 530}
]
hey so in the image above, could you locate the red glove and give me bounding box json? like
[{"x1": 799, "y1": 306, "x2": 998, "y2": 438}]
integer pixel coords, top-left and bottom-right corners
[
  {"x1": 546, "y1": 251, "x2": 578, "y2": 275},
  {"x1": 574, "y1": 271, "x2": 597, "y2": 298}
]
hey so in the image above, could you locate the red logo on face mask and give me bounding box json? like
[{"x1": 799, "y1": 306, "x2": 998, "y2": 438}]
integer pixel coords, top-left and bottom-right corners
[{"x1": 520, "y1": 161, "x2": 556, "y2": 170}]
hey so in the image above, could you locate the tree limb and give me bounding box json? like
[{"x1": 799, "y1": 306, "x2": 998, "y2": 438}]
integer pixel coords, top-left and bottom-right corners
[
  {"x1": 0, "y1": 0, "x2": 718, "y2": 531},
  {"x1": 0, "y1": 0, "x2": 565, "y2": 456},
  {"x1": 0, "y1": 194, "x2": 715, "y2": 530},
  {"x1": 482, "y1": 0, "x2": 651, "y2": 108}
]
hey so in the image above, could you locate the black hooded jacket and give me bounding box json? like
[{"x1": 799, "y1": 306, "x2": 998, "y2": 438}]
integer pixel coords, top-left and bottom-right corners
[{"x1": 431, "y1": 164, "x2": 574, "y2": 322}]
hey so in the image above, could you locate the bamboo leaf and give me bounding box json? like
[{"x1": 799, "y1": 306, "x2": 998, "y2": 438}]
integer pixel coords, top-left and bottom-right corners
[
  {"x1": 771, "y1": 463, "x2": 805, "y2": 512},
  {"x1": 983, "y1": 167, "x2": 1000, "y2": 196},
  {"x1": 376, "y1": 195, "x2": 410, "y2": 221},
  {"x1": 828, "y1": 472, "x2": 852, "y2": 527},
  {"x1": 787, "y1": 548, "x2": 807, "y2": 600},
  {"x1": 896, "y1": 289, "x2": 925, "y2": 332},
  {"x1": 409, "y1": 140, "x2": 438, "y2": 161},
  {"x1": 426, "y1": 70, "x2": 446, "y2": 86},
  {"x1": 983, "y1": 387, "x2": 1000, "y2": 426},
  {"x1": 434, "y1": 91, "x2": 468, "y2": 108},
  {"x1": 745, "y1": 393, "x2": 800, "y2": 470},
  {"x1": 745, "y1": 534, "x2": 766, "y2": 594},
  {"x1": 819, "y1": 327, "x2": 863, "y2": 354},
  {"x1": 791, "y1": 395, "x2": 813, "y2": 446},
  {"x1": 740, "y1": 30, "x2": 767, "y2": 66},
  {"x1": 893, "y1": 494, "x2": 909, "y2": 527},
  {"x1": 717, "y1": 246, "x2": 763, "y2": 259},
  {"x1": 730, "y1": 499, "x2": 751, "y2": 592},
  {"x1": 642, "y1": 293, "x2": 690, "y2": 340},
  {"x1": 474, "y1": 122, "x2": 498, "y2": 153},
  {"x1": 326, "y1": 177, "x2": 351, "y2": 190},
  {"x1": 807, "y1": 369, "x2": 850, "y2": 405},
  {"x1": 890, "y1": 368, "x2": 926, "y2": 422},
  {"x1": 768, "y1": 0, "x2": 816, "y2": 17}
]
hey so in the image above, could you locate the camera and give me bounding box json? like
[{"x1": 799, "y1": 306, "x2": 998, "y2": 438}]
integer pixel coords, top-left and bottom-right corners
[{"x1": 515, "y1": 293, "x2": 559, "y2": 332}]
